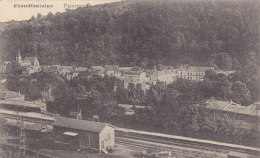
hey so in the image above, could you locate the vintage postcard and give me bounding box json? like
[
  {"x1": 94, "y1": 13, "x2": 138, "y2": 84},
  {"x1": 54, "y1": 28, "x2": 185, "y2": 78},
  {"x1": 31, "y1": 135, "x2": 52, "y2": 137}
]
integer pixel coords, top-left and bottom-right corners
[{"x1": 0, "y1": 0, "x2": 259, "y2": 157}]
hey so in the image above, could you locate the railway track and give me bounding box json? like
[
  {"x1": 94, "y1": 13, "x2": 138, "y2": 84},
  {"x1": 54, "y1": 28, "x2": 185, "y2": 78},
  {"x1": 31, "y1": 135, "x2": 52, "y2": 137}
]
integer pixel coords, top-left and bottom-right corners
[
  {"x1": 116, "y1": 138, "x2": 198, "y2": 158},
  {"x1": 0, "y1": 112, "x2": 55, "y2": 124},
  {"x1": 117, "y1": 134, "x2": 226, "y2": 153},
  {"x1": 115, "y1": 137, "x2": 225, "y2": 158},
  {"x1": 116, "y1": 128, "x2": 260, "y2": 156},
  {"x1": 1, "y1": 113, "x2": 259, "y2": 157}
]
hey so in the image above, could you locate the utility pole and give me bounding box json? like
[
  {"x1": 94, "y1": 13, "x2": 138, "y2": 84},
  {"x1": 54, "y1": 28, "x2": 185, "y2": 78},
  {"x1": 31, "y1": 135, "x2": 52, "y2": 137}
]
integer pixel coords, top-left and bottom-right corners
[
  {"x1": 17, "y1": 108, "x2": 26, "y2": 157},
  {"x1": 19, "y1": 115, "x2": 26, "y2": 157}
]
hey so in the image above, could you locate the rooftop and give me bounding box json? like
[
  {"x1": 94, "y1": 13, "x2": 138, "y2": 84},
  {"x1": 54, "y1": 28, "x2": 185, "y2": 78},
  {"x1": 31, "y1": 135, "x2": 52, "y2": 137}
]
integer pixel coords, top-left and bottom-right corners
[
  {"x1": 75, "y1": 67, "x2": 88, "y2": 72},
  {"x1": 123, "y1": 71, "x2": 143, "y2": 75},
  {"x1": 4, "y1": 118, "x2": 49, "y2": 131},
  {"x1": 188, "y1": 66, "x2": 214, "y2": 72},
  {"x1": 119, "y1": 67, "x2": 133, "y2": 71},
  {"x1": 0, "y1": 91, "x2": 24, "y2": 100},
  {"x1": 52, "y1": 117, "x2": 113, "y2": 132},
  {"x1": 23, "y1": 57, "x2": 37, "y2": 63},
  {"x1": 0, "y1": 109, "x2": 55, "y2": 121},
  {"x1": 215, "y1": 70, "x2": 236, "y2": 75},
  {"x1": 91, "y1": 66, "x2": 105, "y2": 72},
  {"x1": 105, "y1": 65, "x2": 119, "y2": 71},
  {"x1": 157, "y1": 70, "x2": 178, "y2": 75},
  {"x1": 206, "y1": 100, "x2": 260, "y2": 117},
  {"x1": 91, "y1": 66, "x2": 104, "y2": 69},
  {"x1": 0, "y1": 100, "x2": 45, "y2": 109}
]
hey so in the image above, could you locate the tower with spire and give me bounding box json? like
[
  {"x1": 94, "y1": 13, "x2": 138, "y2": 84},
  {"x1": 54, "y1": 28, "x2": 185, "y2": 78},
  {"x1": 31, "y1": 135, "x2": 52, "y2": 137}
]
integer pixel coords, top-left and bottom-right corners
[{"x1": 16, "y1": 49, "x2": 22, "y2": 65}]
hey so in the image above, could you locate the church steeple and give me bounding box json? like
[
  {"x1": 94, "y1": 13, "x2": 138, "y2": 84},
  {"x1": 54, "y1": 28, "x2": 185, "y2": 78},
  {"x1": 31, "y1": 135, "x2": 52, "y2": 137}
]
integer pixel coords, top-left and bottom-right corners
[{"x1": 16, "y1": 49, "x2": 22, "y2": 64}]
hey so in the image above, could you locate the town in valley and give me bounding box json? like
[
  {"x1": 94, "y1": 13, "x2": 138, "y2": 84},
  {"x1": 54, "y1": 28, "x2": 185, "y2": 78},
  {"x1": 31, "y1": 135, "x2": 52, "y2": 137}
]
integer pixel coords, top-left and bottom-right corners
[{"x1": 0, "y1": 0, "x2": 259, "y2": 158}]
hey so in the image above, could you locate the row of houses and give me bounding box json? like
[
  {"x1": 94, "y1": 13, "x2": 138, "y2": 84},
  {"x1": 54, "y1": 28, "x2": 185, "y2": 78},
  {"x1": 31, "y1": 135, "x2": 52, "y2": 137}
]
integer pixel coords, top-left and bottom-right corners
[
  {"x1": 41, "y1": 65, "x2": 88, "y2": 80},
  {"x1": 39, "y1": 64, "x2": 216, "y2": 91},
  {"x1": 2, "y1": 50, "x2": 233, "y2": 91},
  {"x1": 42, "y1": 64, "x2": 235, "y2": 92},
  {"x1": 92, "y1": 64, "x2": 215, "y2": 91}
]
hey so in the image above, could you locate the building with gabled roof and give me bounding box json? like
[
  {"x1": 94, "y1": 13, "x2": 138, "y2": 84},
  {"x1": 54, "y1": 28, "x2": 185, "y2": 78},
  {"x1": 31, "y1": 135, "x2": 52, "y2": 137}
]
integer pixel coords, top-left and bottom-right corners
[
  {"x1": 22, "y1": 57, "x2": 40, "y2": 67},
  {"x1": 16, "y1": 50, "x2": 40, "y2": 67},
  {"x1": 52, "y1": 117, "x2": 115, "y2": 153},
  {"x1": 15, "y1": 49, "x2": 41, "y2": 74},
  {"x1": 206, "y1": 100, "x2": 260, "y2": 118},
  {"x1": 206, "y1": 100, "x2": 260, "y2": 131},
  {"x1": 176, "y1": 65, "x2": 214, "y2": 81}
]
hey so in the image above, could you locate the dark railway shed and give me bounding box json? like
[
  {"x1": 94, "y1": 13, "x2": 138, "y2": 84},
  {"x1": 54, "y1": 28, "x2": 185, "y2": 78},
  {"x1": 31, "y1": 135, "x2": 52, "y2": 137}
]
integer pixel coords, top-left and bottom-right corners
[{"x1": 52, "y1": 117, "x2": 115, "y2": 153}]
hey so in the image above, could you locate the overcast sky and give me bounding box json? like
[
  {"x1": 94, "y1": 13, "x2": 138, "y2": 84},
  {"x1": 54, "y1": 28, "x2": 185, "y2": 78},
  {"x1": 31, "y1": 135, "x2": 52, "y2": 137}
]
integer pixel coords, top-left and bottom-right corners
[{"x1": 0, "y1": 0, "x2": 121, "y2": 22}]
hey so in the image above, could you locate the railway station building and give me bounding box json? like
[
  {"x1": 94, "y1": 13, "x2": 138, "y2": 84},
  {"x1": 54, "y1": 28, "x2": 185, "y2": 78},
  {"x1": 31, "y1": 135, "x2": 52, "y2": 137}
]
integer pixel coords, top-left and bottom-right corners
[{"x1": 52, "y1": 117, "x2": 115, "y2": 153}]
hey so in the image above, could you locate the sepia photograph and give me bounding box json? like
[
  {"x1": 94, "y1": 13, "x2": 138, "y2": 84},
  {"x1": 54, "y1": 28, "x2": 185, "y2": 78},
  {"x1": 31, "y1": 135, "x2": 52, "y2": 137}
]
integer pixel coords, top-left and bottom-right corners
[{"x1": 0, "y1": 0, "x2": 259, "y2": 157}]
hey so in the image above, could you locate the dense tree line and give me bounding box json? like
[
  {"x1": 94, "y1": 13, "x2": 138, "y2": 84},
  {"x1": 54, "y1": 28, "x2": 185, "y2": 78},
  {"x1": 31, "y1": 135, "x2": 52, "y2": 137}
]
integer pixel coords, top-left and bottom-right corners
[
  {"x1": 5, "y1": 67, "x2": 257, "y2": 106},
  {"x1": 126, "y1": 72, "x2": 257, "y2": 146},
  {"x1": 4, "y1": 68, "x2": 259, "y2": 146},
  {"x1": 45, "y1": 71, "x2": 126, "y2": 122},
  {"x1": 0, "y1": 0, "x2": 259, "y2": 69},
  {"x1": 6, "y1": 74, "x2": 42, "y2": 101}
]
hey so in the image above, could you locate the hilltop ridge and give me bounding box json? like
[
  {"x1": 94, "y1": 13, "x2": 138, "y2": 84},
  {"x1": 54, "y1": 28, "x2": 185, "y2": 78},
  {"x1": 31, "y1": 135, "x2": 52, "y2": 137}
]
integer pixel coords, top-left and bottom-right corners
[{"x1": 0, "y1": 0, "x2": 259, "y2": 69}]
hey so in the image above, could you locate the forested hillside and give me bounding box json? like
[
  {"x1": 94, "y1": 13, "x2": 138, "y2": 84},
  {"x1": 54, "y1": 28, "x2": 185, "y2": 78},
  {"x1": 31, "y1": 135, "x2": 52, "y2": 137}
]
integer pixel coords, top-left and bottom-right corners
[{"x1": 0, "y1": 0, "x2": 259, "y2": 69}]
